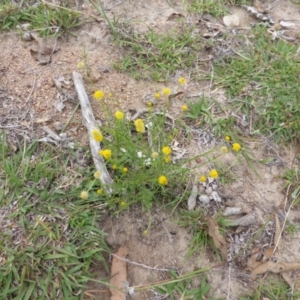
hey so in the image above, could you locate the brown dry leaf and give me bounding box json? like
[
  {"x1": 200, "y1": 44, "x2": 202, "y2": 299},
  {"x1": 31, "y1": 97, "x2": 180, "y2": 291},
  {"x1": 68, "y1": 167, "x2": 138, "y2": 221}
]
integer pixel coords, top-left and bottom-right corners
[
  {"x1": 30, "y1": 33, "x2": 60, "y2": 64},
  {"x1": 110, "y1": 245, "x2": 128, "y2": 300},
  {"x1": 207, "y1": 216, "x2": 227, "y2": 260},
  {"x1": 251, "y1": 261, "x2": 300, "y2": 279},
  {"x1": 274, "y1": 213, "x2": 281, "y2": 250}
]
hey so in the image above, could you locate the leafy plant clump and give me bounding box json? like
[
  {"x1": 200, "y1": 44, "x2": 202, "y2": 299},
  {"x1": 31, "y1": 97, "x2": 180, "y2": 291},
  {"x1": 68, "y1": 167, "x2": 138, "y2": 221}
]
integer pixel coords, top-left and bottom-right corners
[
  {"x1": 0, "y1": 2, "x2": 83, "y2": 36},
  {"x1": 215, "y1": 26, "x2": 300, "y2": 142},
  {"x1": 0, "y1": 135, "x2": 109, "y2": 299}
]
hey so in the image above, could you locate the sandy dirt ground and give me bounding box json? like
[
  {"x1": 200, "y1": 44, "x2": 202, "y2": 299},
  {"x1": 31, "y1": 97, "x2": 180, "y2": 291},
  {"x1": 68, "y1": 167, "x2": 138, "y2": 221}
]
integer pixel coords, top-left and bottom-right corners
[{"x1": 1, "y1": 0, "x2": 300, "y2": 299}]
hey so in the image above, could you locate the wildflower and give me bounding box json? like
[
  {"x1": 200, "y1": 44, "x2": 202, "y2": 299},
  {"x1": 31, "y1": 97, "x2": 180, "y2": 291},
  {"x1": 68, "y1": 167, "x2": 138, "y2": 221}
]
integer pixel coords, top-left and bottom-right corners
[
  {"x1": 164, "y1": 155, "x2": 171, "y2": 163},
  {"x1": 162, "y1": 88, "x2": 171, "y2": 96},
  {"x1": 93, "y1": 90, "x2": 104, "y2": 100},
  {"x1": 154, "y1": 93, "x2": 161, "y2": 99},
  {"x1": 134, "y1": 118, "x2": 145, "y2": 133},
  {"x1": 80, "y1": 191, "x2": 89, "y2": 200},
  {"x1": 91, "y1": 128, "x2": 103, "y2": 142},
  {"x1": 120, "y1": 201, "x2": 127, "y2": 208},
  {"x1": 232, "y1": 142, "x2": 241, "y2": 152},
  {"x1": 162, "y1": 146, "x2": 172, "y2": 155},
  {"x1": 112, "y1": 164, "x2": 118, "y2": 170},
  {"x1": 199, "y1": 175, "x2": 207, "y2": 183},
  {"x1": 158, "y1": 175, "x2": 168, "y2": 186},
  {"x1": 152, "y1": 152, "x2": 159, "y2": 159},
  {"x1": 178, "y1": 77, "x2": 186, "y2": 85},
  {"x1": 143, "y1": 230, "x2": 148, "y2": 235},
  {"x1": 181, "y1": 104, "x2": 189, "y2": 112},
  {"x1": 122, "y1": 167, "x2": 128, "y2": 173},
  {"x1": 115, "y1": 111, "x2": 124, "y2": 120},
  {"x1": 221, "y1": 146, "x2": 228, "y2": 153},
  {"x1": 77, "y1": 61, "x2": 84, "y2": 68},
  {"x1": 99, "y1": 149, "x2": 112, "y2": 160},
  {"x1": 209, "y1": 169, "x2": 219, "y2": 179},
  {"x1": 225, "y1": 135, "x2": 231, "y2": 141},
  {"x1": 97, "y1": 189, "x2": 103, "y2": 195},
  {"x1": 108, "y1": 93, "x2": 113, "y2": 97},
  {"x1": 94, "y1": 171, "x2": 101, "y2": 179}
]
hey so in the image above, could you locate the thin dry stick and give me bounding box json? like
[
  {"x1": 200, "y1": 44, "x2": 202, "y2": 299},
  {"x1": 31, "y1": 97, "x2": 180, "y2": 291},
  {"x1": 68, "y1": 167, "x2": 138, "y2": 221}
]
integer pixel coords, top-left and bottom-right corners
[
  {"x1": 272, "y1": 184, "x2": 292, "y2": 255},
  {"x1": 112, "y1": 254, "x2": 173, "y2": 272}
]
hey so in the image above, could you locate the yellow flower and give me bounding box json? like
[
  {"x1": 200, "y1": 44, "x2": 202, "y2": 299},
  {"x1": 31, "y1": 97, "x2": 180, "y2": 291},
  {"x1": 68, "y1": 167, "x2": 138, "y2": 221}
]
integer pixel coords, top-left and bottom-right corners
[
  {"x1": 99, "y1": 149, "x2": 112, "y2": 160},
  {"x1": 91, "y1": 128, "x2": 103, "y2": 142},
  {"x1": 158, "y1": 175, "x2": 168, "y2": 186},
  {"x1": 152, "y1": 152, "x2": 159, "y2": 158},
  {"x1": 232, "y1": 143, "x2": 241, "y2": 152},
  {"x1": 80, "y1": 191, "x2": 89, "y2": 200},
  {"x1": 154, "y1": 93, "x2": 161, "y2": 99},
  {"x1": 93, "y1": 90, "x2": 104, "y2": 100},
  {"x1": 94, "y1": 171, "x2": 101, "y2": 179},
  {"x1": 77, "y1": 61, "x2": 84, "y2": 68},
  {"x1": 225, "y1": 135, "x2": 231, "y2": 141},
  {"x1": 115, "y1": 111, "x2": 124, "y2": 120},
  {"x1": 108, "y1": 93, "x2": 113, "y2": 97},
  {"x1": 178, "y1": 77, "x2": 186, "y2": 85},
  {"x1": 164, "y1": 155, "x2": 171, "y2": 163},
  {"x1": 221, "y1": 146, "x2": 228, "y2": 153},
  {"x1": 120, "y1": 201, "x2": 127, "y2": 208},
  {"x1": 134, "y1": 118, "x2": 145, "y2": 133},
  {"x1": 199, "y1": 175, "x2": 207, "y2": 183},
  {"x1": 112, "y1": 164, "x2": 118, "y2": 170},
  {"x1": 122, "y1": 167, "x2": 128, "y2": 173},
  {"x1": 181, "y1": 104, "x2": 189, "y2": 111},
  {"x1": 162, "y1": 146, "x2": 172, "y2": 155},
  {"x1": 143, "y1": 230, "x2": 148, "y2": 235},
  {"x1": 162, "y1": 88, "x2": 171, "y2": 96},
  {"x1": 97, "y1": 189, "x2": 103, "y2": 195},
  {"x1": 147, "y1": 102, "x2": 153, "y2": 107},
  {"x1": 209, "y1": 169, "x2": 219, "y2": 179}
]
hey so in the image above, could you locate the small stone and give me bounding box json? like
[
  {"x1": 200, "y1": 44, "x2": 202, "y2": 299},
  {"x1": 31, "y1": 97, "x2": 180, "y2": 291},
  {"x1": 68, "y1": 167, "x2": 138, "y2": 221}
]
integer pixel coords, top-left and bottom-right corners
[
  {"x1": 54, "y1": 122, "x2": 63, "y2": 131},
  {"x1": 199, "y1": 195, "x2": 210, "y2": 204},
  {"x1": 206, "y1": 187, "x2": 213, "y2": 195},
  {"x1": 212, "y1": 191, "x2": 222, "y2": 202}
]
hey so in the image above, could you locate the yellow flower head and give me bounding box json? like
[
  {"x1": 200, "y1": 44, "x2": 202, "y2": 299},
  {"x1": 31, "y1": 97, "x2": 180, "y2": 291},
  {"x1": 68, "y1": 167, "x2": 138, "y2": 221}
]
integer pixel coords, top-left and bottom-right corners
[
  {"x1": 143, "y1": 230, "x2": 148, "y2": 235},
  {"x1": 152, "y1": 152, "x2": 159, "y2": 159},
  {"x1": 225, "y1": 135, "x2": 231, "y2": 141},
  {"x1": 120, "y1": 201, "x2": 127, "y2": 208},
  {"x1": 91, "y1": 128, "x2": 103, "y2": 142},
  {"x1": 115, "y1": 111, "x2": 124, "y2": 120},
  {"x1": 178, "y1": 77, "x2": 186, "y2": 85},
  {"x1": 164, "y1": 155, "x2": 171, "y2": 163},
  {"x1": 162, "y1": 88, "x2": 171, "y2": 96},
  {"x1": 122, "y1": 167, "x2": 128, "y2": 173},
  {"x1": 181, "y1": 104, "x2": 189, "y2": 112},
  {"x1": 97, "y1": 189, "x2": 103, "y2": 195},
  {"x1": 134, "y1": 118, "x2": 145, "y2": 133},
  {"x1": 154, "y1": 93, "x2": 161, "y2": 99},
  {"x1": 158, "y1": 175, "x2": 168, "y2": 186},
  {"x1": 80, "y1": 191, "x2": 89, "y2": 200},
  {"x1": 77, "y1": 61, "x2": 84, "y2": 68},
  {"x1": 99, "y1": 149, "x2": 112, "y2": 160},
  {"x1": 147, "y1": 102, "x2": 153, "y2": 107},
  {"x1": 209, "y1": 169, "x2": 219, "y2": 179},
  {"x1": 162, "y1": 146, "x2": 172, "y2": 155},
  {"x1": 108, "y1": 93, "x2": 113, "y2": 98},
  {"x1": 199, "y1": 175, "x2": 207, "y2": 183},
  {"x1": 93, "y1": 90, "x2": 104, "y2": 100},
  {"x1": 232, "y1": 143, "x2": 241, "y2": 152},
  {"x1": 221, "y1": 146, "x2": 228, "y2": 153},
  {"x1": 112, "y1": 164, "x2": 118, "y2": 170},
  {"x1": 94, "y1": 171, "x2": 101, "y2": 179}
]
